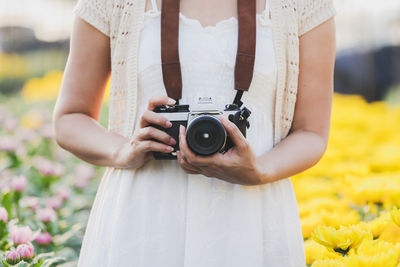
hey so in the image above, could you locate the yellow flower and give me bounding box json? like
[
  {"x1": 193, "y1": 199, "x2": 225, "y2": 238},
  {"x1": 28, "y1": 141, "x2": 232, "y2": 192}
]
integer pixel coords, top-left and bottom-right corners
[
  {"x1": 21, "y1": 70, "x2": 111, "y2": 103},
  {"x1": 311, "y1": 258, "x2": 344, "y2": 267},
  {"x1": 341, "y1": 175, "x2": 400, "y2": 206},
  {"x1": 379, "y1": 222, "x2": 400, "y2": 243},
  {"x1": 0, "y1": 52, "x2": 28, "y2": 79},
  {"x1": 320, "y1": 209, "x2": 360, "y2": 228},
  {"x1": 390, "y1": 206, "x2": 400, "y2": 227},
  {"x1": 22, "y1": 70, "x2": 63, "y2": 102},
  {"x1": 367, "y1": 212, "x2": 390, "y2": 239},
  {"x1": 369, "y1": 144, "x2": 400, "y2": 172},
  {"x1": 20, "y1": 111, "x2": 44, "y2": 129},
  {"x1": 301, "y1": 215, "x2": 322, "y2": 239},
  {"x1": 292, "y1": 92, "x2": 400, "y2": 258},
  {"x1": 342, "y1": 239, "x2": 399, "y2": 266},
  {"x1": 304, "y1": 239, "x2": 341, "y2": 265},
  {"x1": 298, "y1": 197, "x2": 351, "y2": 219},
  {"x1": 355, "y1": 239, "x2": 399, "y2": 257},
  {"x1": 311, "y1": 224, "x2": 372, "y2": 252},
  {"x1": 292, "y1": 177, "x2": 338, "y2": 202},
  {"x1": 344, "y1": 247, "x2": 398, "y2": 267},
  {"x1": 104, "y1": 78, "x2": 110, "y2": 103}
]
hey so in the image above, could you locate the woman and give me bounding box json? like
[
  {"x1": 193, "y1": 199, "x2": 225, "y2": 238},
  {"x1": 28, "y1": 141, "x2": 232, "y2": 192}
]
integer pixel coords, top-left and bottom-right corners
[{"x1": 53, "y1": 0, "x2": 336, "y2": 266}]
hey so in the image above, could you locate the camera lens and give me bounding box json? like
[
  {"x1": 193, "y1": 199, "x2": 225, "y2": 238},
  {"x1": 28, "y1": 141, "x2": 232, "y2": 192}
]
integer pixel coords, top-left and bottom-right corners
[{"x1": 186, "y1": 115, "x2": 226, "y2": 156}]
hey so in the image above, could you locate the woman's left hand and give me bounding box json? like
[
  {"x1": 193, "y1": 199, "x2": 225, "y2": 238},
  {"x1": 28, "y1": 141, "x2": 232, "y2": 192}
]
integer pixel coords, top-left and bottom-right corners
[{"x1": 177, "y1": 116, "x2": 267, "y2": 186}]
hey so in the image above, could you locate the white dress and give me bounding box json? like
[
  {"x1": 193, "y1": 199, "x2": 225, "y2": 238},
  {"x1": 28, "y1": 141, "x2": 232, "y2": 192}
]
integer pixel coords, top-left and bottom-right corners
[{"x1": 77, "y1": 0, "x2": 306, "y2": 266}]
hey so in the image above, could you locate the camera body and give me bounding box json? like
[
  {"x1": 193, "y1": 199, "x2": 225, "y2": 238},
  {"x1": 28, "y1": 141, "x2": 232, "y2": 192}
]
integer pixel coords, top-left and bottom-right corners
[{"x1": 152, "y1": 97, "x2": 251, "y2": 160}]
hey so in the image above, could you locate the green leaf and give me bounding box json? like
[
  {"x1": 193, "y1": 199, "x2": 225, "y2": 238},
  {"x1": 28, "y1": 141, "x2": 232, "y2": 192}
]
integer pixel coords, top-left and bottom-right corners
[
  {"x1": 7, "y1": 151, "x2": 22, "y2": 169},
  {"x1": 41, "y1": 257, "x2": 65, "y2": 267},
  {"x1": 35, "y1": 253, "x2": 55, "y2": 261},
  {"x1": 0, "y1": 220, "x2": 8, "y2": 239},
  {"x1": 15, "y1": 261, "x2": 28, "y2": 267},
  {"x1": 0, "y1": 239, "x2": 10, "y2": 251},
  {"x1": 1, "y1": 192, "x2": 12, "y2": 215},
  {"x1": 30, "y1": 258, "x2": 44, "y2": 267}
]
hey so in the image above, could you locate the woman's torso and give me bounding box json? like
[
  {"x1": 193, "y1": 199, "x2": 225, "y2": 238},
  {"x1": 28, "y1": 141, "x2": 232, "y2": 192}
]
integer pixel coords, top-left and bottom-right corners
[
  {"x1": 77, "y1": 1, "x2": 307, "y2": 266},
  {"x1": 137, "y1": 0, "x2": 278, "y2": 156}
]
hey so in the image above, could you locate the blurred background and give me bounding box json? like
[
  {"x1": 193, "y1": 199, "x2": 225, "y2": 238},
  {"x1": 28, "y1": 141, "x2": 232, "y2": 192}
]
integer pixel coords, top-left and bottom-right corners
[{"x1": 1, "y1": 1, "x2": 400, "y2": 266}]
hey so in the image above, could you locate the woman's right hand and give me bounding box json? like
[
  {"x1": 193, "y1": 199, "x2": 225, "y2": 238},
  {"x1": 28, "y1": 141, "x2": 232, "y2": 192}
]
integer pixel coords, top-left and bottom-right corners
[{"x1": 112, "y1": 96, "x2": 177, "y2": 169}]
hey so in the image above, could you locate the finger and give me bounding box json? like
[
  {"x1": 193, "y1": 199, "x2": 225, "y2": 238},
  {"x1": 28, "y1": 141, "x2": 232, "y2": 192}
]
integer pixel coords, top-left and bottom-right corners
[
  {"x1": 178, "y1": 125, "x2": 213, "y2": 167},
  {"x1": 147, "y1": 96, "x2": 176, "y2": 111},
  {"x1": 180, "y1": 153, "x2": 203, "y2": 172},
  {"x1": 137, "y1": 126, "x2": 176, "y2": 145},
  {"x1": 177, "y1": 149, "x2": 196, "y2": 170},
  {"x1": 177, "y1": 151, "x2": 201, "y2": 174},
  {"x1": 136, "y1": 140, "x2": 174, "y2": 154},
  {"x1": 140, "y1": 110, "x2": 172, "y2": 128},
  {"x1": 201, "y1": 169, "x2": 217, "y2": 178},
  {"x1": 220, "y1": 116, "x2": 248, "y2": 151}
]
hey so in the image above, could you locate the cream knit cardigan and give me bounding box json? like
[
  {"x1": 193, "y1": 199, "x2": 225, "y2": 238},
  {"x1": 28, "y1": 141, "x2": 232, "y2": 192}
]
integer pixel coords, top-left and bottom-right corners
[{"x1": 74, "y1": 0, "x2": 336, "y2": 147}]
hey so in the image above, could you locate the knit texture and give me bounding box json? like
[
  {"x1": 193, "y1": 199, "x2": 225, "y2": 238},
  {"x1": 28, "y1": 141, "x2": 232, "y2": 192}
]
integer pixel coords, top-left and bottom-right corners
[{"x1": 73, "y1": 0, "x2": 336, "y2": 148}]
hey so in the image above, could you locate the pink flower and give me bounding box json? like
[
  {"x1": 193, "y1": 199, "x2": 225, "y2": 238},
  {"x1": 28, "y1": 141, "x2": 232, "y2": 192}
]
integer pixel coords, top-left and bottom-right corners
[
  {"x1": 39, "y1": 123, "x2": 54, "y2": 139},
  {"x1": 16, "y1": 128, "x2": 36, "y2": 142},
  {"x1": 5, "y1": 248, "x2": 20, "y2": 264},
  {"x1": 33, "y1": 156, "x2": 65, "y2": 177},
  {"x1": 0, "y1": 207, "x2": 8, "y2": 223},
  {"x1": 0, "y1": 136, "x2": 19, "y2": 152},
  {"x1": 20, "y1": 196, "x2": 39, "y2": 211},
  {"x1": 74, "y1": 163, "x2": 95, "y2": 189},
  {"x1": 33, "y1": 156, "x2": 53, "y2": 176},
  {"x1": 46, "y1": 196, "x2": 63, "y2": 209},
  {"x1": 52, "y1": 163, "x2": 65, "y2": 177},
  {"x1": 35, "y1": 231, "x2": 52, "y2": 245},
  {"x1": 10, "y1": 223, "x2": 40, "y2": 245},
  {"x1": 15, "y1": 145, "x2": 27, "y2": 158},
  {"x1": 75, "y1": 163, "x2": 95, "y2": 181},
  {"x1": 55, "y1": 148, "x2": 70, "y2": 162},
  {"x1": 37, "y1": 208, "x2": 57, "y2": 222},
  {"x1": 11, "y1": 175, "x2": 27, "y2": 192},
  {"x1": 74, "y1": 178, "x2": 89, "y2": 189},
  {"x1": 57, "y1": 186, "x2": 71, "y2": 201},
  {"x1": 4, "y1": 117, "x2": 18, "y2": 132},
  {"x1": 16, "y1": 242, "x2": 35, "y2": 260}
]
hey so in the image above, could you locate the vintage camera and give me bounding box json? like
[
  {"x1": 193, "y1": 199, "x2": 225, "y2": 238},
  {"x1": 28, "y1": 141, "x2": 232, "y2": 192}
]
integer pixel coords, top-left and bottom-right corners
[{"x1": 151, "y1": 97, "x2": 251, "y2": 160}]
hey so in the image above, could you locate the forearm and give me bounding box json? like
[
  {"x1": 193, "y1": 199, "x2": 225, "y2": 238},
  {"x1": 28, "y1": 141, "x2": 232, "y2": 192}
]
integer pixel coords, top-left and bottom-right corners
[
  {"x1": 256, "y1": 129, "x2": 328, "y2": 184},
  {"x1": 53, "y1": 113, "x2": 129, "y2": 167}
]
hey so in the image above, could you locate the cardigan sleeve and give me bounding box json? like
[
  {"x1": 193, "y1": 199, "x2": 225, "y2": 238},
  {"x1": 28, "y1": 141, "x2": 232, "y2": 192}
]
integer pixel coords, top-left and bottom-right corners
[
  {"x1": 73, "y1": 0, "x2": 112, "y2": 37},
  {"x1": 298, "y1": 0, "x2": 337, "y2": 37}
]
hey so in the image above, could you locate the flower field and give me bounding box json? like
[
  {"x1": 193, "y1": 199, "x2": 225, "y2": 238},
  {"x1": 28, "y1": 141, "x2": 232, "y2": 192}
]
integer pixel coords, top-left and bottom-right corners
[
  {"x1": 0, "y1": 96, "x2": 104, "y2": 266},
  {"x1": 293, "y1": 94, "x2": 400, "y2": 266},
  {"x1": 0, "y1": 71, "x2": 400, "y2": 266}
]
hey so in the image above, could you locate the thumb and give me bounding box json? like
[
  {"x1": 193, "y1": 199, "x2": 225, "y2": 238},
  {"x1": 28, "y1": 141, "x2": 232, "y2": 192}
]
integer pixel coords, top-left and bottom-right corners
[{"x1": 220, "y1": 116, "x2": 248, "y2": 151}]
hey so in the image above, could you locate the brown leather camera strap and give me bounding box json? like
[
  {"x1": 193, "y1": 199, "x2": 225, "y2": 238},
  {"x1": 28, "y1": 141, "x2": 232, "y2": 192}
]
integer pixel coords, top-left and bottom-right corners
[{"x1": 161, "y1": 0, "x2": 256, "y2": 103}]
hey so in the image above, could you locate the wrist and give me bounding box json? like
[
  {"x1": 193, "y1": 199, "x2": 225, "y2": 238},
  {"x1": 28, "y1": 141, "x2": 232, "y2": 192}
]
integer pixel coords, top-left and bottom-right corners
[
  {"x1": 109, "y1": 143, "x2": 124, "y2": 168},
  {"x1": 255, "y1": 157, "x2": 275, "y2": 185},
  {"x1": 109, "y1": 137, "x2": 131, "y2": 168}
]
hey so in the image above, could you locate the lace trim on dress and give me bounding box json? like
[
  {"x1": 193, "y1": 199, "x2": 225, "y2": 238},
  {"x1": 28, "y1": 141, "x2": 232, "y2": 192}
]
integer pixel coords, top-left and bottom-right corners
[{"x1": 142, "y1": 7, "x2": 272, "y2": 32}]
